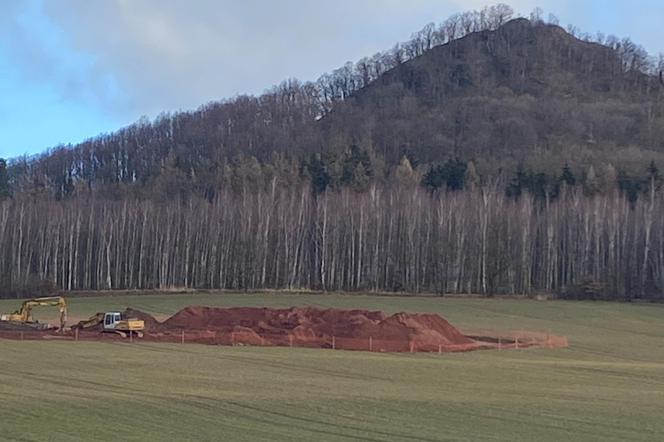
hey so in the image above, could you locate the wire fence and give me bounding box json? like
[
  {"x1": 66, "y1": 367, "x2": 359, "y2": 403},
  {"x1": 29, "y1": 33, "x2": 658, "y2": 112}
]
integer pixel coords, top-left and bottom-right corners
[{"x1": 0, "y1": 328, "x2": 569, "y2": 353}]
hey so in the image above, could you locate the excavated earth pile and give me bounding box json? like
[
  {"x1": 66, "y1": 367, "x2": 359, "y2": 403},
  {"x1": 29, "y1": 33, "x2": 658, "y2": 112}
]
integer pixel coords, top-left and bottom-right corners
[
  {"x1": 139, "y1": 306, "x2": 482, "y2": 352},
  {"x1": 0, "y1": 306, "x2": 568, "y2": 352}
]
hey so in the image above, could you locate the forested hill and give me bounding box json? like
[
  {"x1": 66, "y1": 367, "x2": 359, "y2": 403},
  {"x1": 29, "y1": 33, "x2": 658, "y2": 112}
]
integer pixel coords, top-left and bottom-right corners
[
  {"x1": 325, "y1": 18, "x2": 662, "y2": 166},
  {"x1": 4, "y1": 7, "x2": 664, "y2": 201},
  {"x1": 3, "y1": 6, "x2": 664, "y2": 300}
]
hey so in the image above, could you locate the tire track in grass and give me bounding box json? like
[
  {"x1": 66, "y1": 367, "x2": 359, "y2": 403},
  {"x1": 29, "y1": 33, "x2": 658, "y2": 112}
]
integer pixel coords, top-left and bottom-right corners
[{"x1": 184, "y1": 396, "x2": 452, "y2": 442}]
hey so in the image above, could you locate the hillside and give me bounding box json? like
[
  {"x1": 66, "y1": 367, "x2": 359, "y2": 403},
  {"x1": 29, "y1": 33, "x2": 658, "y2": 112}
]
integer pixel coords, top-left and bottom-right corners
[
  {"x1": 323, "y1": 18, "x2": 662, "y2": 168},
  {"x1": 4, "y1": 13, "x2": 664, "y2": 199}
]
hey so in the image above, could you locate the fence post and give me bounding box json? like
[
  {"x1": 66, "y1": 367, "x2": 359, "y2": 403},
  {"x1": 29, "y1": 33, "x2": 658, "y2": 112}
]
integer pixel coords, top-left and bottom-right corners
[
  {"x1": 515, "y1": 336, "x2": 519, "y2": 350},
  {"x1": 438, "y1": 344, "x2": 442, "y2": 355},
  {"x1": 129, "y1": 330, "x2": 133, "y2": 343},
  {"x1": 231, "y1": 332, "x2": 235, "y2": 347},
  {"x1": 498, "y1": 336, "x2": 501, "y2": 350},
  {"x1": 332, "y1": 336, "x2": 336, "y2": 350},
  {"x1": 75, "y1": 327, "x2": 79, "y2": 342},
  {"x1": 409, "y1": 341, "x2": 414, "y2": 353},
  {"x1": 369, "y1": 336, "x2": 373, "y2": 352},
  {"x1": 181, "y1": 329, "x2": 185, "y2": 345}
]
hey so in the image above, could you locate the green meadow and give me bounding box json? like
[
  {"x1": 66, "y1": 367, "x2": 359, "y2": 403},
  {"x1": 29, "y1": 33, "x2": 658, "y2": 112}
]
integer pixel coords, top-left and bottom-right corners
[{"x1": 1, "y1": 293, "x2": 663, "y2": 441}]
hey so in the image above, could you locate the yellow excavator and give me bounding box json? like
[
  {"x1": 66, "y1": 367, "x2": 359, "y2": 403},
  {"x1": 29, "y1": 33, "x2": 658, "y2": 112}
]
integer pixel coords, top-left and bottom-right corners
[
  {"x1": 0, "y1": 296, "x2": 67, "y2": 332},
  {"x1": 73, "y1": 311, "x2": 145, "y2": 338}
]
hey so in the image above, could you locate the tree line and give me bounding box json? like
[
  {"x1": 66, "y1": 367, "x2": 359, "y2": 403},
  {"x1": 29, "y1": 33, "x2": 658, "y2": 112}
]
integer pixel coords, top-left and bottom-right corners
[
  {"x1": 2, "y1": 142, "x2": 662, "y2": 205},
  {"x1": 2, "y1": 184, "x2": 664, "y2": 300}
]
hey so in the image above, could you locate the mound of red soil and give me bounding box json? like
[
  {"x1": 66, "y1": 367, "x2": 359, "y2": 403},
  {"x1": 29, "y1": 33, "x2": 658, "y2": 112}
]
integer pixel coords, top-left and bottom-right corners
[
  {"x1": 138, "y1": 306, "x2": 479, "y2": 352},
  {"x1": 0, "y1": 306, "x2": 568, "y2": 352}
]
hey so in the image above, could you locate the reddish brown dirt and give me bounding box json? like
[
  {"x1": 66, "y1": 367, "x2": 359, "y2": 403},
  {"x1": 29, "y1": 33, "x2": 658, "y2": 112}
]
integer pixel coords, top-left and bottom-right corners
[
  {"x1": 138, "y1": 306, "x2": 480, "y2": 352},
  {"x1": 0, "y1": 306, "x2": 569, "y2": 352}
]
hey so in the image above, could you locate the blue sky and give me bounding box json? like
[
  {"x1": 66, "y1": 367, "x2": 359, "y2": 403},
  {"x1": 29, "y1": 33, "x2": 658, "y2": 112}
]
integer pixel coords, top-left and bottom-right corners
[{"x1": 1, "y1": 0, "x2": 663, "y2": 159}]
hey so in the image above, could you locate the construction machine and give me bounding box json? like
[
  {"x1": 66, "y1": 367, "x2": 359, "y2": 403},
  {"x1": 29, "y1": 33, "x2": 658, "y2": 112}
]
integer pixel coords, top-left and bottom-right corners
[
  {"x1": 74, "y1": 311, "x2": 144, "y2": 338},
  {"x1": 0, "y1": 296, "x2": 67, "y2": 332}
]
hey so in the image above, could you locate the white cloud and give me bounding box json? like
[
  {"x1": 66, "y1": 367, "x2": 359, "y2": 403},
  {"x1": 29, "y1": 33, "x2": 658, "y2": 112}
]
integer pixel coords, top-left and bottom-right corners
[
  {"x1": 13, "y1": 0, "x2": 651, "y2": 123},
  {"x1": 43, "y1": 0, "x2": 523, "y2": 117}
]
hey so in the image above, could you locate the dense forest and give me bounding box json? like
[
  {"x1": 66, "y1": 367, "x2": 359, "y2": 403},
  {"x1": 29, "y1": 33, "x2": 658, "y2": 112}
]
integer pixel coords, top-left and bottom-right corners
[
  {"x1": 1, "y1": 183, "x2": 664, "y2": 300},
  {"x1": 2, "y1": 4, "x2": 664, "y2": 299}
]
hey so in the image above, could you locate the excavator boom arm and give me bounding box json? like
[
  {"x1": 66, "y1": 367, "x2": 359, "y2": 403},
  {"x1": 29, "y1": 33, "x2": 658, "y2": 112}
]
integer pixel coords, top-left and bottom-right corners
[
  {"x1": 4, "y1": 296, "x2": 67, "y2": 330},
  {"x1": 73, "y1": 313, "x2": 104, "y2": 330}
]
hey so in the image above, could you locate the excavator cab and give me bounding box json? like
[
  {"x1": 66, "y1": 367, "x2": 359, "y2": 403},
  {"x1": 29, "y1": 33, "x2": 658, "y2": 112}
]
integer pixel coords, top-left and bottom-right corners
[
  {"x1": 102, "y1": 312, "x2": 144, "y2": 337},
  {"x1": 103, "y1": 312, "x2": 124, "y2": 330}
]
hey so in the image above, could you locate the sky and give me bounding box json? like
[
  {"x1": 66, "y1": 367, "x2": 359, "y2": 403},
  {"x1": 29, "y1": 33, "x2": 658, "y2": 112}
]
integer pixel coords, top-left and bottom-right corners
[{"x1": 1, "y1": 0, "x2": 663, "y2": 159}]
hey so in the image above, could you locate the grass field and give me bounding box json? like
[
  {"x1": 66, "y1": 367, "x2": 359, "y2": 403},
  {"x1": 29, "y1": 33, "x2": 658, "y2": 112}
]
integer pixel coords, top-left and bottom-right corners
[{"x1": 1, "y1": 293, "x2": 664, "y2": 441}]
